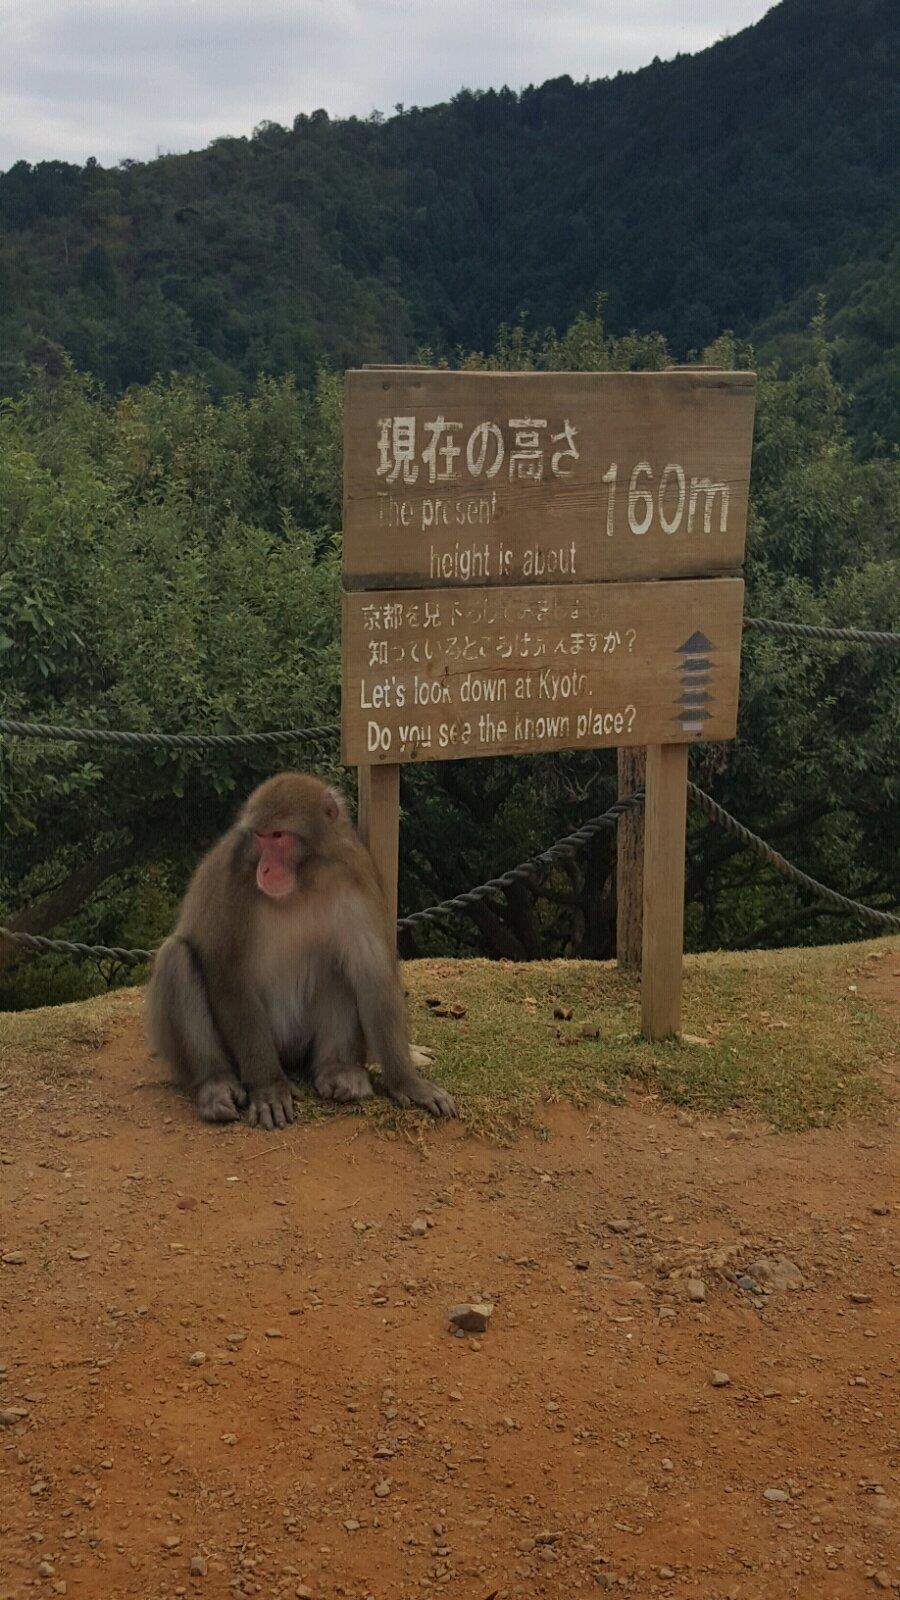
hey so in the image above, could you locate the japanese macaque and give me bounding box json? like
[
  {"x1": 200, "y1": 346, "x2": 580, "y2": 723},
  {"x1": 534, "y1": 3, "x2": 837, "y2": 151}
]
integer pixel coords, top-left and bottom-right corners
[{"x1": 147, "y1": 772, "x2": 455, "y2": 1128}]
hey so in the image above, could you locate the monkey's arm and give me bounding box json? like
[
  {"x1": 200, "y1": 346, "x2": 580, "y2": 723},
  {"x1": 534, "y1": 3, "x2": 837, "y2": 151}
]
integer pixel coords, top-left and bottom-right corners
[
  {"x1": 203, "y1": 967, "x2": 296, "y2": 1131},
  {"x1": 344, "y1": 914, "x2": 456, "y2": 1118}
]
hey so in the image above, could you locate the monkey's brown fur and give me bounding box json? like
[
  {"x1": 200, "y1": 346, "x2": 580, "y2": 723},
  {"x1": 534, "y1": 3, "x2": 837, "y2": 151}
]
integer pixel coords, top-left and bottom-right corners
[{"x1": 147, "y1": 773, "x2": 455, "y2": 1128}]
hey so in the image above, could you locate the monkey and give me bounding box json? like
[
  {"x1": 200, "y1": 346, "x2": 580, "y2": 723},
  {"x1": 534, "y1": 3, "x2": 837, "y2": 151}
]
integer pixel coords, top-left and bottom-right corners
[{"x1": 146, "y1": 772, "x2": 456, "y2": 1129}]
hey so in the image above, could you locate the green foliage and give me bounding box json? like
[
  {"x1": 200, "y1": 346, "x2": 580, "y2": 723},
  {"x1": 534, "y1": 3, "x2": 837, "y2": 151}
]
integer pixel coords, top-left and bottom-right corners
[
  {"x1": 0, "y1": 302, "x2": 897, "y2": 1004},
  {"x1": 0, "y1": 363, "x2": 341, "y2": 1004},
  {"x1": 0, "y1": 0, "x2": 896, "y2": 455}
]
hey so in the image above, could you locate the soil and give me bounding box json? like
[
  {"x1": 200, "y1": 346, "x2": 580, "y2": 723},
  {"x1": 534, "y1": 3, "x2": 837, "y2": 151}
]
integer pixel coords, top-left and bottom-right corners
[{"x1": 0, "y1": 960, "x2": 897, "y2": 1600}]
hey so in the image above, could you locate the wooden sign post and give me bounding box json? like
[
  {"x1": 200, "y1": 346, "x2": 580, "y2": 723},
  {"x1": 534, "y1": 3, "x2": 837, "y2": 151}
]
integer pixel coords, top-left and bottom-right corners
[{"x1": 343, "y1": 368, "x2": 756, "y2": 1036}]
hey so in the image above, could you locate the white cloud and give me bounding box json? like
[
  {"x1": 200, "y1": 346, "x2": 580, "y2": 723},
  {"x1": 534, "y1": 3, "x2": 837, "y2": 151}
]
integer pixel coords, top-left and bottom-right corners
[{"x1": 0, "y1": 0, "x2": 775, "y2": 169}]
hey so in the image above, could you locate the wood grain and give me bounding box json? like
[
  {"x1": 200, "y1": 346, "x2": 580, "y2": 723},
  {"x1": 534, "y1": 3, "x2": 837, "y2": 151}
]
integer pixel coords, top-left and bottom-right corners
[
  {"x1": 616, "y1": 747, "x2": 646, "y2": 970},
  {"x1": 640, "y1": 743, "x2": 689, "y2": 1039},
  {"x1": 342, "y1": 578, "x2": 744, "y2": 766},
  {"x1": 357, "y1": 763, "x2": 400, "y2": 933},
  {"x1": 344, "y1": 368, "x2": 756, "y2": 590}
]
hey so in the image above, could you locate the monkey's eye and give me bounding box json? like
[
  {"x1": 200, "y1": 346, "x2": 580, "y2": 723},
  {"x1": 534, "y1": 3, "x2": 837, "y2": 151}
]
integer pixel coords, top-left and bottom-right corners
[{"x1": 271, "y1": 831, "x2": 284, "y2": 840}]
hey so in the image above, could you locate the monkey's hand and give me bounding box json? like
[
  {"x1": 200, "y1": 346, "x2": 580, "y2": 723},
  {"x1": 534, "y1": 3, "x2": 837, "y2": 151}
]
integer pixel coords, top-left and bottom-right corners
[
  {"x1": 388, "y1": 1073, "x2": 456, "y2": 1118},
  {"x1": 246, "y1": 1075, "x2": 296, "y2": 1131}
]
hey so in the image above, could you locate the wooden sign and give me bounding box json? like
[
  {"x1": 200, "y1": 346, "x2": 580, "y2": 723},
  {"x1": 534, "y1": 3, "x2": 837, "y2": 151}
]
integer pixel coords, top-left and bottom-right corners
[
  {"x1": 343, "y1": 369, "x2": 756, "y2": 590},
  {"x1": 342, "y1": 578, "x2": 743, "y2": 765},
  {"x1": 341, "y1": 365, "x2": 757, "y2": 1044}
]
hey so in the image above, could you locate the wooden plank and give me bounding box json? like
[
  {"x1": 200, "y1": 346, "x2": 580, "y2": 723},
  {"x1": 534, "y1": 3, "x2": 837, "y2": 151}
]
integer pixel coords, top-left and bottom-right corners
[
  {"x1": 357, "y1": 764, "x2": 400, "y2": 934},
  {"x1": 343, "y1": 368, "x2": 757, "y2": 590},
  {"x1": 640, "y1": 743, "x2": 689, "y2": 1039},
  {"x1": 341, "y1": 577, "x2": 744, "y2": 766},
  {"x1": 616, "y1": 747, "x2": 646, "y2": 970}
]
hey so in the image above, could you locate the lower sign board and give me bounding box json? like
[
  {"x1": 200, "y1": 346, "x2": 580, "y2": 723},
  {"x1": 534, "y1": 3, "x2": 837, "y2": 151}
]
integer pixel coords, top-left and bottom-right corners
[{"x1": 342, "y1": 577, "x2": 744, "y2": 765}]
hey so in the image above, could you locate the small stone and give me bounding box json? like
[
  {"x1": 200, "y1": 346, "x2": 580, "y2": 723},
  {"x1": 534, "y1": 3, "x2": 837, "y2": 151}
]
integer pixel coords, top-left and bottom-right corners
[
  {"x1": 163, "y1": 1534, "x2": 182, "y2": 1549},
  {"x1": 30, "y1": 1479, "x2": 48, "y2": 1495},
  {"x1": 189, "y1": 1555, "x2": 207, "y2": 1577},
  {"x1": 264, "y1": 1328, "x2": 284, "y2": 1339},
  {"x1": 296, "y1": 1588, "x2": 314, "y2": 1599},
  {"x1": 661, "y1": 1457, "x2": 673, "y2": 1471},
  {"x1": 343, "y1": 1519, "x2": 361, "y2": 1532},
  {"x1": 848, "y1": 1292, "x2": 872, "y2": 1304},
  {"x1": 659, "y1": 1568, "x2": 675, "y2": 1580},
  {"x1": 410, "y1": 1218, "x2": 428, "y2": 1237},
  {"x1": 38, "y1": 1561, "x2": 55, "y2": 1577},
  {"x1": 607, "y1": 1219, "x2": 630, "y2": 1234},
  {"x1": 737, "y1": 1274, "x2": 760, "y2": 1293},
  {"x1": 0, "y1": 1405, "x2": 29, "y2": 1425},
  {"x1": 710, "y1": 1370, "x2": 731, "y2": 1387},
  {"x1": 68, "y1": 1249, "x2": 91, "y2": 1261},
  {"x1": 373, "y1": 1479, "x2": 391, "y2": 1498},
  {"x1": 187, "y1": 1352, "x2": 206, "y2": 1367},
  {"x1": 1, "y1": 1250, "x2": 26, "y2": 1265},
  {"x1": 448, "y1": 1302, "x2": 493, "y2": 1334},
  {"x1": 594, "y1": 1576, "x2": 615, "y2": 1591},
  {"x1": 763, "y1": 1487, "x2": 790, "y2": 1503},
  {"x1": 686, "y1": 1278, "x2": 706, "y2": 1303},
  {"x1": 872, "y1": 1574, "x2": 892, "y2": 1591},
  {"x1": 746, "y1": 1255, "x2": 804, "y2": 1292}
]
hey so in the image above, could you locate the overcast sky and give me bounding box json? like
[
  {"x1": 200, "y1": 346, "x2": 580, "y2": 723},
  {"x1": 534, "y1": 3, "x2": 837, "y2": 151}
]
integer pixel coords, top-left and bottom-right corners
[{"x1": 1, "y1": 0, "x2": 775, "y2": 171}]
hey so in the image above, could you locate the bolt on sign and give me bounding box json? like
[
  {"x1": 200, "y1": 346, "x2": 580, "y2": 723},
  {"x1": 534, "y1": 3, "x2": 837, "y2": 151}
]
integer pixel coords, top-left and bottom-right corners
[{"x1": 341, "y1": 368, "x2": 757, "y2": 766}]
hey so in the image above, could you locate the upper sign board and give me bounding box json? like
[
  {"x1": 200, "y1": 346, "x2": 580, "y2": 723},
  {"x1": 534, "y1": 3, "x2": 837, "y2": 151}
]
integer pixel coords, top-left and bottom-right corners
[{"x1": 343, "y1": 369, "x2": 757, "y2": 591}]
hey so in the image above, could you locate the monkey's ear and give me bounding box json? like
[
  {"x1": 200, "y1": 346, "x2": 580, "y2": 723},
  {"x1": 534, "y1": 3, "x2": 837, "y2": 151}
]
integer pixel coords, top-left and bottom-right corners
[{"x1": 323, "y1": 787, "x2": 344, "y2": 823}]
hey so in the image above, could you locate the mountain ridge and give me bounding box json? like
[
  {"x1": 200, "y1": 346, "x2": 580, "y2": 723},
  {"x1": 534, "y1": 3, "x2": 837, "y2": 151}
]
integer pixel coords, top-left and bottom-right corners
[{"x1": 0, "y1": 0, "x2": 896, "y2": 440}]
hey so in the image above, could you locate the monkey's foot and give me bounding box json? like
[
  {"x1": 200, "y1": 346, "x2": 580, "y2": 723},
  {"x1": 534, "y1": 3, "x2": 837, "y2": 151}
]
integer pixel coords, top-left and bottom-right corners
[
  {"x1": 389, "y1": 1074, "x2": 457, "y2": 1118},
  {"x1": 313, "y1": 1062, "x2": 374, "y2": 1104},
  {"x1": 246, "y1": 1077, "x2": 296, "y2": 1131},
  {"x1": 196, "y1": 1079, "x2": 247, "y2": 1123},
  {"x1": 410, "y1": 1045, "x2": 435, "y2": 1067}
]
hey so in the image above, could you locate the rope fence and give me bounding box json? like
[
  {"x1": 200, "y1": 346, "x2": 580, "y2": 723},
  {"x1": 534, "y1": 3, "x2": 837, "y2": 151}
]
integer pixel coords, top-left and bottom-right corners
[
  {"x1": 742, "y1": 617, "x2": 900, "y2": 648},
  {"x1": 1, "y1": 609, "x2": 897, "y2": 963},
  {"x1": 0, "y1": 718, "x2": 335, "y2": 749},
  {"x1": 1, "y1": 782, "x2": 897, "y2": 965}
]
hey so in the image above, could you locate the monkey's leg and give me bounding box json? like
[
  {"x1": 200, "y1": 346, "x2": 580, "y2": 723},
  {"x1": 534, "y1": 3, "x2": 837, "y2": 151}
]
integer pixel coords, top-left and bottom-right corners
[
  {"x1": 204, "y1": 977, "x2": 297, "y2": 1131},
  {"x1": 146, "y1": 938, "x2": 247, "y2": 1123},
  {"x1": 347, "y1": 937, "x2": 456, "y2": 1118},
  {"x1": 308, "y1": 986, "x2": 374, "y2": 1105}
]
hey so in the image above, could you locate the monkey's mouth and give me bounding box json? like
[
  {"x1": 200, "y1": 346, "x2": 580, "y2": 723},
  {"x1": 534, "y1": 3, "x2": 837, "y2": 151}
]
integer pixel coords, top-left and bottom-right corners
[{"x1": 254, "y1": 832, "x2": 297, "y2": 899}]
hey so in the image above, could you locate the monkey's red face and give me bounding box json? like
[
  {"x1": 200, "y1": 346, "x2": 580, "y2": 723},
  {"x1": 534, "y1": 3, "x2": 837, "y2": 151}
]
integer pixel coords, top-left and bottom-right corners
[{"x1": 253, "y1": 830, "x2": 298, "y2": 899}]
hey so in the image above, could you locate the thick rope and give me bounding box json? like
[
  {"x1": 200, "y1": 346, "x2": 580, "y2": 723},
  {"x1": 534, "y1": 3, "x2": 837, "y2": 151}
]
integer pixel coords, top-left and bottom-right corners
[
  {"x1": 0, "y1": 718, "x2": 335, "y2": 749},
  {"x1": 397, "y1": 791, "x2": 646, "y2": 933},
  {"x1": 0, "y1": 793, "x2": 645, "y2": 962},
  {"x1": 688, "y1": 784, "x2": 900, "y2": 930},
  {"x1": 1, "y1": 785, "x2": 897, "y2": 960},
  {"x1": 0, "y1": 929, "x2": 151, "y2": 965},
  {"x1": 743, "y1": 617, "x2": 900, "y2": 647}
]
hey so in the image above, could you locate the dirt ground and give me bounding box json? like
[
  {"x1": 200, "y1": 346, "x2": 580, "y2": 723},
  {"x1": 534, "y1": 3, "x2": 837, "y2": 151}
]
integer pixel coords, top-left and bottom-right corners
[{"x1": 0, "y1": 958, "x2": 897, "y2": 1600}]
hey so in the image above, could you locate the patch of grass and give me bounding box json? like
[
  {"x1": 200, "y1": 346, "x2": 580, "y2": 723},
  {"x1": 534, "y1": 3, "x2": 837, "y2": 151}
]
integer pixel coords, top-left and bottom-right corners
[
  {"x1": 0, "y1": 989, "x2": 136, "y2": 1082},
  {"x1": 0, "y1": 941, "x2": 894, "y2": 1134},
  {"x1": 399, "y1": 938, "x2": 897, "y2": 1136}
]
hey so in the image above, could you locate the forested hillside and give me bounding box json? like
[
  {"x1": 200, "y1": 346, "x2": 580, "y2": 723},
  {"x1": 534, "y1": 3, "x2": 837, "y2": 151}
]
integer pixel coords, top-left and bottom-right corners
[
  {"x1": 2, "y1": 308, "x2": 898, "y2": 1006},
  {"x1": 0, "y1": 0, "x2": 896, "y2": 442}
]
